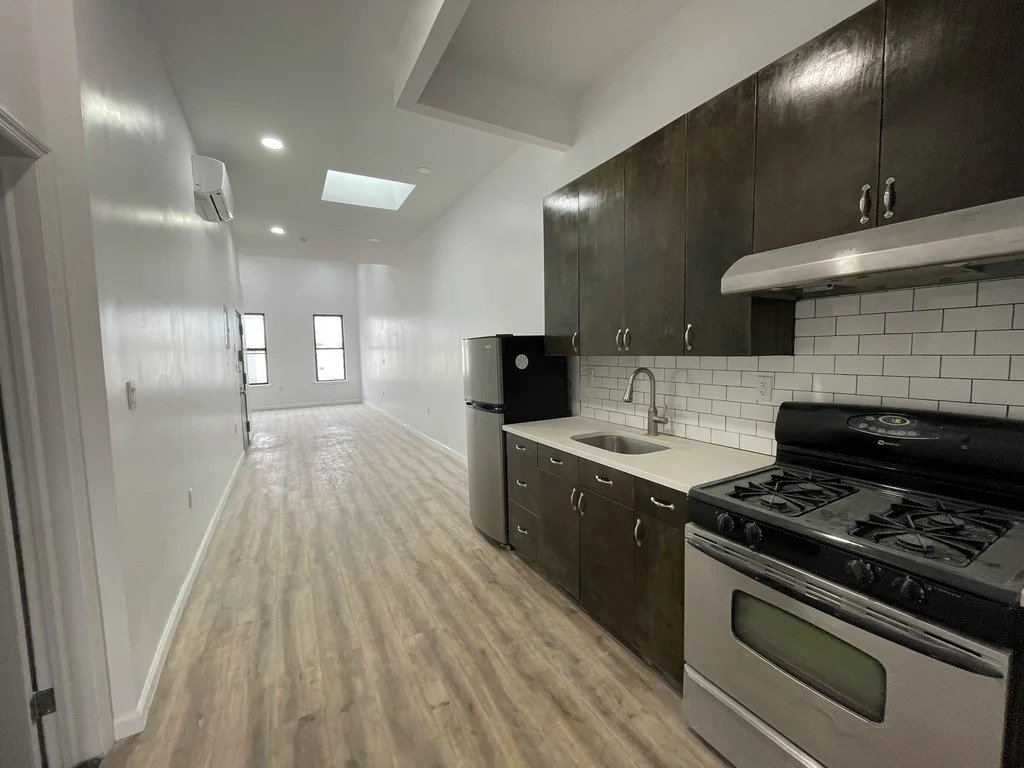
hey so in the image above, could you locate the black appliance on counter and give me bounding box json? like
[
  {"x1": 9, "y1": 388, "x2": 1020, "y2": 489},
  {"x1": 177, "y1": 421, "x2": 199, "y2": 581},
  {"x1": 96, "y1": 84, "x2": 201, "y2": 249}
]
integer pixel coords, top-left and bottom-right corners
[
  {"x1": 684, "y1": 402, "x2": 1024, "y2": 768},
  {"x1": 462, "y1": 335, "x2": 568, "y2": 545}
]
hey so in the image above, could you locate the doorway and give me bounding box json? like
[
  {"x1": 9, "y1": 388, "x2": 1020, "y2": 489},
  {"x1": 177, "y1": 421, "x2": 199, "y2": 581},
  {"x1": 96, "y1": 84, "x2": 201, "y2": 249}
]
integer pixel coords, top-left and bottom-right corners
[{"x1": 236, "y1": 310, "x2": 251, "y2": 450}]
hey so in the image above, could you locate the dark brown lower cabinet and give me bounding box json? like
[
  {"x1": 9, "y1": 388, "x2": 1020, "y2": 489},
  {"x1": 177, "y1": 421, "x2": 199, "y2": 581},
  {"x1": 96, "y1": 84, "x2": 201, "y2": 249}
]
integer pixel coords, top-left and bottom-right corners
[
  {"x1": 537, "y1": 469, "x2": 580, "y2": 599},
  {"x1": 579, "y1": 490, "x2": 635, "y2": 645},
  {"x1": 633, "y1": 513, "x2": 686, "y2": 687}
]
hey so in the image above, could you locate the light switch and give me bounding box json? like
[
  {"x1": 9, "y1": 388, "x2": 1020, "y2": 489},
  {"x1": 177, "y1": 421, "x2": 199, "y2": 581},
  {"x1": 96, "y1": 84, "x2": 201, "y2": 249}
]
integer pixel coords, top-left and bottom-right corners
[{"x1": 126, "y1": 381, "x2": 138, "y2": 411}]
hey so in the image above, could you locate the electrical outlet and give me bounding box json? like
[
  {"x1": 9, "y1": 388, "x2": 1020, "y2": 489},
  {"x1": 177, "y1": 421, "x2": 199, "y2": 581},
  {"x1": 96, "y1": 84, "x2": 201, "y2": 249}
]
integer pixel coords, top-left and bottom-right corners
[
  {"x1": 756, "y1": 374, "x2": 774, "y2": 402},
  {"x1": 187, "y1": 487, "x2": 193, "y2": 508}
]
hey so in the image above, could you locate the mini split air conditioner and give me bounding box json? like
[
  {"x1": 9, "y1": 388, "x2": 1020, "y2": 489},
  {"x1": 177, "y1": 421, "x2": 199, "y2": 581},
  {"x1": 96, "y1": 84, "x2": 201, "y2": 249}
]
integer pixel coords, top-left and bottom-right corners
[{"x1": 191, "y1": 154, "x2": 234, "y2": 222}]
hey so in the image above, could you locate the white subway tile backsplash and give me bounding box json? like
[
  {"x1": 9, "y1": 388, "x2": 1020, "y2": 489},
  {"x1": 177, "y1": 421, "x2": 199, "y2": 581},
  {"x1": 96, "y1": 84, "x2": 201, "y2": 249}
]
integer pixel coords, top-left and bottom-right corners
[
  {"x1": 978, "y1": 278, "x2": 1024, "y2": 306},
  {"x1": 575, "y1": 280, "x2": 1024, "y2": 458},
  {"x1": 883, "y1": 355, "x2": 941, "y2": 377},
  {"x1": 814, "y1": 336, "x2": 860, "y2": 354},
  {"x1": 837, "y1": 314, "x2": 885, "y2": 335},
  {"x1": 885, "y1": 310, "x2": 943, "y2": 333},
  {"x1": 860, "y1": 333, "x2": 912, "y2": 355},
  {"x1": 815, "y1": 295, "x2": 860, "y2": 317},
  {"x1": 795, "y1": 317, "x2": 836, "y2": 337},
  {"x1": 943, "y1": 305, "x2": 1014, "y2": 332},
  {"x1": 910, "y1": 377, "x2": 972, "y2": 402},
  {"x1": 912, "y1": 332, "x2": 975, "y2": 355},
  {"x1": 975, "y1": 330, "x2": 1024, "y2": 355},
  {"x1": 914, "y1": 283, "x2": 977, "y2": 310}
]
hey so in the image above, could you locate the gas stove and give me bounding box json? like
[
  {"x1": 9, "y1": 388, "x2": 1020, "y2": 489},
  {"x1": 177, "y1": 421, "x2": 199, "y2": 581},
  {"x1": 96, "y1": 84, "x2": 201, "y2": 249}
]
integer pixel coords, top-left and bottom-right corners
[{"x1": 689, "y1": 403, "x2": 1024, "y2": 647}]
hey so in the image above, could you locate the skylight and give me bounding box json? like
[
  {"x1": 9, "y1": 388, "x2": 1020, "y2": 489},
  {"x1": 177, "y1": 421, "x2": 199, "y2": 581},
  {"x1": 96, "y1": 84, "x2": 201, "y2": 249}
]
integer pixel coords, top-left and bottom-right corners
[{"x1": 321, "y1": 170, "x2": 415, "y2": 211}]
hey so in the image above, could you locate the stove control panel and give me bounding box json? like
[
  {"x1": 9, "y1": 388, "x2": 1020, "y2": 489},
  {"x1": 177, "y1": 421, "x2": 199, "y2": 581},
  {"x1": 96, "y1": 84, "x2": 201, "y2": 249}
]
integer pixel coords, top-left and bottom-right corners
[{"x1": 846, "y1": 413, "x2": 943, "y2": 440}]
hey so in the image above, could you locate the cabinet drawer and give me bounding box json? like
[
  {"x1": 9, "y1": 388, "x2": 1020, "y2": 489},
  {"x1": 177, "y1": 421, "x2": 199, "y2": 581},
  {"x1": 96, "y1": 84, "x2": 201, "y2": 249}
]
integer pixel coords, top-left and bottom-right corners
[
  {"x1": 506, "y1": 433, "x2": 537, "y2": 476},
  {"x1": 579, "y1": 457, "x2": 634, "y2": 507},
  {"x1": 635, "y1": 478, "x2": 689, "y2": 530},
  {"x1": 509, "y1": 503, "x2": 541, "y2": 565},
  {"x1": 506, "y1": 461, "x2": 536, "y2": 512},
  {"x1": 537, "y1": 443, "x2": 578, "y2": 480}
]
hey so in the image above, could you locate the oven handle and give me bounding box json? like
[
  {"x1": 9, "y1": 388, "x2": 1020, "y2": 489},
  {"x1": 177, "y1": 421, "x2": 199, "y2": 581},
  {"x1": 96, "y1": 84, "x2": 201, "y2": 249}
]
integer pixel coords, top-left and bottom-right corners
[{"x1": 688, "y1": 535, "x2": 1008, "y2": 679}]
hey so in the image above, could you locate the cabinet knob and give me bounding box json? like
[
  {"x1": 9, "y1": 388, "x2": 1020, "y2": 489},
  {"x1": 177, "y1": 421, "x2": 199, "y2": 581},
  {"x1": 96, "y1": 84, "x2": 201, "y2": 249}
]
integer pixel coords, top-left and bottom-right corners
[
  {"x1": 516, "y1": 525, "x2": 528, "y2": 536},
  {"x1": 883, "y1": 177, "x2": 896, "y2": 219},
  {"x1": 859, "y1": 184, "x2": 871, "y2": 224},
  {"x1": 515, "y1": 479, "x2": 528, "y2": 487}
]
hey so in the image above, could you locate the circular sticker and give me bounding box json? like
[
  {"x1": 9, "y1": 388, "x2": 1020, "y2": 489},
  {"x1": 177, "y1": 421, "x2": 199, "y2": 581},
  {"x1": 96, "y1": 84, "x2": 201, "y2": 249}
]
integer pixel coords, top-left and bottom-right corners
[{"x1": 515, "y1": 354, "x2": 529, "y2": 370}]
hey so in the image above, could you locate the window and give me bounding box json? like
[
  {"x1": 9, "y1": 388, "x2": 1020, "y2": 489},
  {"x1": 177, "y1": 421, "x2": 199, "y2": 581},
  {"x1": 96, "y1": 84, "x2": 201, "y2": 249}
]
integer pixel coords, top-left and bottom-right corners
[
  {"x1": 243, "y1": 313, "x2": 268, "y2": 385},
  {"x1": 313, "y1": 314, "x2": 346, "y2": 381}
]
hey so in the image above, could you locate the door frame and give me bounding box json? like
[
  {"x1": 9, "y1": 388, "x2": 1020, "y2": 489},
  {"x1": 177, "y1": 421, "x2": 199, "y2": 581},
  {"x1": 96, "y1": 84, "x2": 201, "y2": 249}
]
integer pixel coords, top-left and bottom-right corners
[
  {"x1": 0, "y1": 105, "x2": 114, "y2": 762},
  {"x1": 235, "y1": 310, "x2": 251, "y2": 450}
]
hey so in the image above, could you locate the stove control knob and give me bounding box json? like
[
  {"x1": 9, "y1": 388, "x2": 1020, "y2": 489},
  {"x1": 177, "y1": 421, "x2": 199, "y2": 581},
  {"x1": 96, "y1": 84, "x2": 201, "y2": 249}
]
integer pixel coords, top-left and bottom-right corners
[
  {"x1": 744, "y1": 523, "x2": 763, "y2": 547},
  {"x1": 717, "y1": 513, "x2": 736, "y2": 534},
  {"x1": 896, "y1": 577, "x2": 927, "y2": 605},
  {"x1": 845, "y1": 559, "x2": 877, "y2": 585}
]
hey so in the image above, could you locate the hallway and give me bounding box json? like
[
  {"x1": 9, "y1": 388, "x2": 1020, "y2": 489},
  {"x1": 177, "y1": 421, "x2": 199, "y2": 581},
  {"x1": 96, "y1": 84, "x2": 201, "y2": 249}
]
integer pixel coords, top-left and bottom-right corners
[{"x1": 101, "y1": 404, "x2": 725, "y2": 768}]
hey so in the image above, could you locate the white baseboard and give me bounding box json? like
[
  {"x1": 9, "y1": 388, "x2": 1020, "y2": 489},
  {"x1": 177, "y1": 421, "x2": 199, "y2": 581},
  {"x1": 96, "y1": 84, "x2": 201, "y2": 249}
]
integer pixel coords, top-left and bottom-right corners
[
  {"x1": 112, "y1": 450, "x2": 245, "y2": 740},
  {"x1": 250, "y1": 398, "x2": 362, "y2": 412},
  {"x1": 363, "y1": 401, "x2": 467, "y2": 464}
]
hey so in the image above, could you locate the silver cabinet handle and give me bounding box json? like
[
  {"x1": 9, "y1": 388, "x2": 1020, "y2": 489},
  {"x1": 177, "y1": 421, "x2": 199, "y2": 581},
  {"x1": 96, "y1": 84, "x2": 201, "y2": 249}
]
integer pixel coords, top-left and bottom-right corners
[
  {"x1": 684, "y1": 323, "x2": 693, "y2": 352},
  {"x1": 650, "y1": 496, "x2": 675, "y2": 510},
  {"x1": 634, "y1": 518, "x2": 642, "y2": 547},
  {"x1": 594, "y1": 475, "x2": 613, "y2": 485},
  {"x1": 578, "y1": 492, "x2": 586, "y2": 515},
  {"x1": 883, "y1": 177, "x2": 896, "y2": 219},
  {"x1": 859, "y1": 184, "x2": 871, "y2": 224},
  {"x1": 516, "y1": 525, "x2": 528, "y2": 535},
  {"x1": 516, "y1": 479, "x2": 528, "y2": 487},
  {"x1": 570, "y1": 487, "x2": 578, "y2": 509},
  {"x1": 571, "y1": 330, "x2": 579, "y2": 353},
  {"x1": 615, "y1": 328, "x2": 623, "y2": 351},
  {"x1": 514, "y1": 444, "x2": 527, "y2": 452},
  {"x1": 623, "y1": 328, "x2": 632, "y2": 350},
  {"x1": 549, "y1": 457, "x2": 563, "y2": 466}
]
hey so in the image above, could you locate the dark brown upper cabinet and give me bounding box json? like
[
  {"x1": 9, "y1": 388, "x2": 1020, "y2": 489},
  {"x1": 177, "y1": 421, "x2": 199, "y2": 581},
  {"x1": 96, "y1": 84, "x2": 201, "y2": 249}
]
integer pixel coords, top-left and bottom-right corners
[
  {"x1": 685, "y1": 76, "x2": 793, "y2": 356},
  {"x1": 579, "y1": 490, "x2": 635, "y2": 646},
  {"x1": 577, "y1": 156, "x2": 626, "y2": 355},
  {"x1": 753, "y1": 0, "x2": 886, "y2": 252},
  {"x1": 543, "y1": 185, "x2": 580, "y2": 356},
  {"x1": 622, "y1": 116, "x2": 687, "y2": 356},
  {"x1": 878, "y1": 0, "x2": 1024, "y2": 224}
]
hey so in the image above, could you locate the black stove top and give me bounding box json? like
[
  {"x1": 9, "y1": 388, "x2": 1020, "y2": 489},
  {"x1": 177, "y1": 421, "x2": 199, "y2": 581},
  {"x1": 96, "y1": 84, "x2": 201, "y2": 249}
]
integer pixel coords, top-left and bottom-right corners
[
  {"x1": 850, "y1": 497, "x2": 1013, "y2": 567},
  {"x1": 727, "y1": 468, "x2": 857, "y2": 517}
]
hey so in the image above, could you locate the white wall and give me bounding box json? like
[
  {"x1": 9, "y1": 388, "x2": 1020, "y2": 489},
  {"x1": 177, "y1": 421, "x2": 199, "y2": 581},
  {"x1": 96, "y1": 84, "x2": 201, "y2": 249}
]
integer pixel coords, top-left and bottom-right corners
[
  {"x1": 75, "y1": 0, "x2": 244, "y2": 737},
  {"x1": 241, "y1": 255, "x2": 363, "y2": 409},
  {"x1": 359, "y1": 0, "x2": 873, "y2": 455}
]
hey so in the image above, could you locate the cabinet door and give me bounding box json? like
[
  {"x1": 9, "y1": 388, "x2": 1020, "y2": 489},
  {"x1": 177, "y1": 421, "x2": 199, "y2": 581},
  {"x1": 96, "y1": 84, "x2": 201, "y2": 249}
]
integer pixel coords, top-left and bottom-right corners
[
  {"x1": 623, "y1": 117, "x2": 686, "y2": 355},
  {"x1": 879, "y1": 0, "x2": 1024, "y2": 223},
  {"x1": 537, "y1": 469, "x2": 579, "y2": 599},
  {"x1": 753, "y1": 0, "x2": 885, "y2": 252},
  {"x1": 543, "y1": 185, "x2": 580, "y2": 355},
  {"x1": 578, "y1": 157, "x2": 625, "y2": 355},
  {"x1": 633, "y1": 513, "x2": 686, "y2": 687},
  {"x1": 579, "y1": 490, "x2": 634, "y2": 645}
]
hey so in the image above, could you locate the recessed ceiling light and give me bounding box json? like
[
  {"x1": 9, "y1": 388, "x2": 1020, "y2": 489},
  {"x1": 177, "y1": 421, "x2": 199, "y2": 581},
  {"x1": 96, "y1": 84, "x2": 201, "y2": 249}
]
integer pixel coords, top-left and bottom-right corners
[
  {"x1": 270, "y1": 226, "x2": 285, "y2": 235},
  {"x1": 321, "y1": 170, "x2": 415, "y2": 210},
  {"x1": 260, "y1": 136, "x2": 284, "y2": 151},
  {"x1": 415, "y1": 166, "x2": 432, "y2": 175},
  {"x1": 369, "y1": 238, "x2": 381, "y2": 242}
]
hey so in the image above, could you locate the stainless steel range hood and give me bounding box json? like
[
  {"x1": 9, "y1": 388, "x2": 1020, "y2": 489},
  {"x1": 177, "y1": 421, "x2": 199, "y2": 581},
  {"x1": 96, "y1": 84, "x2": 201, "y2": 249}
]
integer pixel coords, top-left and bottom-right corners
[{"x1": 721, "y1": 197, "x2": 1024, "y2": 297}]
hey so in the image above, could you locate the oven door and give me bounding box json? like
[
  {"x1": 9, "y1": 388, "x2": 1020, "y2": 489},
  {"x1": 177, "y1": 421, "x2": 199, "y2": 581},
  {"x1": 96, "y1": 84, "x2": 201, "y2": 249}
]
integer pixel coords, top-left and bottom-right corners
[{"x1": 684, "y1": 526, "x2": 1012, "y2": 768}]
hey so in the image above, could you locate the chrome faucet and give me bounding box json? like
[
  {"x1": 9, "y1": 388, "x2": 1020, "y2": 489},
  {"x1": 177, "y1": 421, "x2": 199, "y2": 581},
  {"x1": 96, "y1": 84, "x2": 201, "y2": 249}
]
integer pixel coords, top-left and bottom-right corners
[{"x1": 623, "y1": 367, "x2": 669, "y2": 437}]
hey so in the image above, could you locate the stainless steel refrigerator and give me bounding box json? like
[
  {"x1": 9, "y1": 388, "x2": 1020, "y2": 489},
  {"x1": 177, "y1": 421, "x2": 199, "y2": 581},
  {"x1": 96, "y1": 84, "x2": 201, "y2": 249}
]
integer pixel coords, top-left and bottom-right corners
[{"x1": 463, "y1": 335, "x2": 568, "y2": 545}]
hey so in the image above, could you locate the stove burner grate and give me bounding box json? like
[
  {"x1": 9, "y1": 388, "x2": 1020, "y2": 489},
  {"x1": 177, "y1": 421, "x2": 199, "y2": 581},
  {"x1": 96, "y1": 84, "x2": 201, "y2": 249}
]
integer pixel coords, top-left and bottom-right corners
[
  {"x1": 727, "y1": 469, "x2": 858, "y2": 517},
  {"x1": 850, "y1": 496, "x2": 1011, "y2": 566}
]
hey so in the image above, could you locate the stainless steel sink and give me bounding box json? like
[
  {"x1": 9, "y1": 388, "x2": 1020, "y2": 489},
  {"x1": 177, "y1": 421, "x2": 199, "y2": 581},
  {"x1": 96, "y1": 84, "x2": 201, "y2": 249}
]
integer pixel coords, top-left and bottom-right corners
[{"x1": 571, "y1": 433, "x2": 669, "y2": 455}]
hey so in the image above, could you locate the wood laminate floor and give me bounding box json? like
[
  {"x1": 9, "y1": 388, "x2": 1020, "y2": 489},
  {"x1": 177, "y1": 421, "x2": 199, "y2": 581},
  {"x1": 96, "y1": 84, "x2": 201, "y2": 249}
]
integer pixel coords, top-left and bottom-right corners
[{"x1": 102, "y1": 404, "x2": 728, "y2": 768}]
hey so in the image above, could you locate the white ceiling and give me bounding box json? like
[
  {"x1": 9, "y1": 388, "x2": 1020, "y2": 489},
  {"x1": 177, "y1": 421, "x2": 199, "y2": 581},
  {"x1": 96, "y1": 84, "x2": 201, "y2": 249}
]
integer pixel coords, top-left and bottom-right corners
[
  {"x1": 143, "y1": 0, "x2": 685, "y2": 263},
  {"x1": 444, "y1": 0, "x2": 688, "y2": 98}
]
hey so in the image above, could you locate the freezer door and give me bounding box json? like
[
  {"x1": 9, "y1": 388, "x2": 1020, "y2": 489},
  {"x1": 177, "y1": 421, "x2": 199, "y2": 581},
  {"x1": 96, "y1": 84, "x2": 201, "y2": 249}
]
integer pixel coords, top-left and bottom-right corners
[
  {"x1": 462, "y1": 336, "x2": 503, "y2": 406},
  {"x1": 466, "y1": 404, "x2": 508, "y2": 544}
]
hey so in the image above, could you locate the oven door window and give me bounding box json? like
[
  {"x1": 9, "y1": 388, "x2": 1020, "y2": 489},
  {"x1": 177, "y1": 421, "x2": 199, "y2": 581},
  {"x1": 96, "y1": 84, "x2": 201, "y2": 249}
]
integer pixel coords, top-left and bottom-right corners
[{"x1": 732, "y1": 591, "x2": 887, "y2": 722}]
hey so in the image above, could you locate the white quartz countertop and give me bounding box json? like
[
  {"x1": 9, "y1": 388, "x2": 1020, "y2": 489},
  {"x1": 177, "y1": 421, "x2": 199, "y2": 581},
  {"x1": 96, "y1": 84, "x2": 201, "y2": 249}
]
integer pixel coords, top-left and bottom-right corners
[{"x1": 503, "y1": 416, "x2": 774, "y2": 495}]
